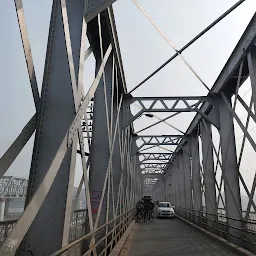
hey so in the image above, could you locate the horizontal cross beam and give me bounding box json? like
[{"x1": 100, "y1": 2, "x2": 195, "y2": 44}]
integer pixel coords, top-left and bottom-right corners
[
  {"x1": 141, "y1": 162, "x2": 168, "y2": 165},
  {"x1": 134, "y1": 135, "x2": 184, "y2": 151},
  {"x1": 138, "y1": 152, "x2": 173, "y2": 155},
  {"x1": 140, "y1": 158, "x2": 170, "y2": 162},
  {"x1": 123, "y1": 95, "x2": 211, "y2": 127}
]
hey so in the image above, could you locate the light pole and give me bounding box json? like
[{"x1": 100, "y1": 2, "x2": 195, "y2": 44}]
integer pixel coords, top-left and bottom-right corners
[{"x1": 144, "y1": 113, "x2": 184, "y2": 134}]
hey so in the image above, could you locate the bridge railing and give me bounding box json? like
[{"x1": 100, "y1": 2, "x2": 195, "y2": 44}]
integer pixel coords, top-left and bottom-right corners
[
  {"x1": 0, "y1": 219, "x2": 16, "y2": 243},
  {"x1": 175, "y1": 207, "x2": 256, "y2": 252},
  {"x1": 0, "y1": 209, "x2": 88, "y2": 243},
  {"x1": 49, "y1": 208, "x2": 135, "y2": 256}
]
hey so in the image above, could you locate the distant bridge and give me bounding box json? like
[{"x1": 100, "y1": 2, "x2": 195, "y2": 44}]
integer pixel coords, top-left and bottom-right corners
[
  {"x1": 0, "y1": 176, "x2": 85, "y2": 201},
  {"x1": 0, "y1": 176, "x2": 27, "y2": 198}
]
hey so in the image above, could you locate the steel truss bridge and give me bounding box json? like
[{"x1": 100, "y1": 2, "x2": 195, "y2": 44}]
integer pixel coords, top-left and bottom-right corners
[
  {"x1": 0, "y1": 176, "x2": 85, "y2": 205},
  {"x1": 0, "y1": 177, "x2": 28, "y2": 198},
  {"x1": 1, "y1": 0, "x2": 256, "y2": 255}
]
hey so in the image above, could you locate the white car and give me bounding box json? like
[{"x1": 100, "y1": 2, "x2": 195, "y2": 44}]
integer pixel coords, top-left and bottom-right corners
[{"x1": 156, "y1": 202, "x2": 175, "y2": 218}]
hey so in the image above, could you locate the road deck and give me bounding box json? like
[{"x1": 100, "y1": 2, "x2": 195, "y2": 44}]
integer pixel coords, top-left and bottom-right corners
[{"x1": 120, "y1": 218, "x2": 239, "y2": 256}]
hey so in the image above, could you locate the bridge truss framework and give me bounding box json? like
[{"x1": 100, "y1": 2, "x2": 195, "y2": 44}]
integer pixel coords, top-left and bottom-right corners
[{"x1": 0, "y1": 0, "x2": 256, "y2": 255}]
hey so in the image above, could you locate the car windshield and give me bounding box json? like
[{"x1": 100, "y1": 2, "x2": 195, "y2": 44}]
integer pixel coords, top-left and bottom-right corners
[{"x1": 158, "y1": 202, "x2": 171, "y2": 208}]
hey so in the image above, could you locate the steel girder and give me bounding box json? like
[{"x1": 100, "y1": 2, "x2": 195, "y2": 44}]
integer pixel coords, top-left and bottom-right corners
[
  {"x1": 85, "y1": 0, "x2": 118, "y2": 23},
  {"x1": 134, "y1": 135, "x2": 183, "y2": 149},
  {"x1": 138, "y1": 152, "x2": 173, "y2": 157},
  {"x1": 123, "y1": 96, "x2": 212, "y2": 127},
  {"x1": 132, "y1": 135, "x2": 183, "y2": 160},
  {"x1": 140, "y1": 159, "x2": 169, "y2": 165}
]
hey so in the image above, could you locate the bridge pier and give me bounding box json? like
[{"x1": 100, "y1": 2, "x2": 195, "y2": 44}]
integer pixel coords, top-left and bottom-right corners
[
  {"x1": 3, "y1": 198, "x2": 11, "y2": 219},
  {"x1": 0, "y1": 198, "x2": 5, "y2": 221}
]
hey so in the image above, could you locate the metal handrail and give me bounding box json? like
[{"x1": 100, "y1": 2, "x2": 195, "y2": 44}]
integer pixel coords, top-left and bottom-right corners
[
  {"x1": 175, "y1": 206, "x2": 256, "y2": 251},
  {"x1": 83, "y1": 211, "x2": 134, "y2": 256},
  {"x1": 178, "y1": 214, "x2": 256, "y2": 246},
  {"x1": 0, "y1": 208, "x2": 88, "y2": 224},
  {"x1": 179, "y1": 210, "x2": 256, "y2": 236},
  {"x1": 176, "y1": 207, "x2": 256, "y2": 225},
  {"x1": 0, "y1": 209, "x2": 88, "y2": 242},
  {"x1": 50, "y1": 207, "x2": 135, "y2": 256}
]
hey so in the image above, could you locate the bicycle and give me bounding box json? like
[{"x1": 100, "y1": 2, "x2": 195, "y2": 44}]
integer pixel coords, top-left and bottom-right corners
[
  {"x1": 135, "y1": 210, "x2": 144, "y2": 223},
  {"x1": 143, "y1": 210, "x2": 151, "y2": 223}
]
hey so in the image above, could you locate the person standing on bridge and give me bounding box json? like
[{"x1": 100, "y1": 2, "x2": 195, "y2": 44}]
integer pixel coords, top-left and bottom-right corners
[
  {"x1": 136, "y1": 200, "x2": 144, "y2": 219},
  {"x1": 149, "y1": 200, "x2": 155, "y2": 219},
  {"x1": 142, "y1": 199, "x2": 152, "y2": 222}
]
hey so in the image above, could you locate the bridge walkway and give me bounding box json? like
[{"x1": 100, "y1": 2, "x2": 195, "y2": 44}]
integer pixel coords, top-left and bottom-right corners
[{"x1": 120, "y1": 218, "x2": 239, "y2": 256}]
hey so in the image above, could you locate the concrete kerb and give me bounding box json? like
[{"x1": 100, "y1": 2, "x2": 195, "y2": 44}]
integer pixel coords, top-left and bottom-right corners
[
  {"x1": 109, "y1": 220, "x2": 135, "y2": 256},
  {"x1": 176, "y1": 215, "x2": 256, "y2": 256}
]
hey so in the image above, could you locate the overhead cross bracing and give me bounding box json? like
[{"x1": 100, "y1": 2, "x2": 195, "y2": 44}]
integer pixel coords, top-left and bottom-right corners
[{"x1": 0, "y1": 0, "x2": 256, "y2": 255}]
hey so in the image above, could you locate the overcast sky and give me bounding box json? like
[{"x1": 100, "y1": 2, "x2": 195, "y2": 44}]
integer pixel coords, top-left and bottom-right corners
[{"x1": 0, "y1": 0, "x2": 256, "y2": 207}]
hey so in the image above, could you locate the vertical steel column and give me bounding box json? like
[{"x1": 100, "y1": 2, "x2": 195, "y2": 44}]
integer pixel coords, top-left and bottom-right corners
[
  {"x1": 163, "y1": 178, "x2": 166, "y2": 201},
  {"x1": 135, "y1": 168, "x2": 138, "y2": 201},
  {"x1": 18, "y1": 1, "x2": 84, "y2": 255},
  {"x1": 126, "y1": 130, "x2": 132, "y2": 208},
  {"x1": 138, "y1": 169, "x2": 143, "y2": 200},
  {"x1": 111, "y1": 93, "x2": 123, "y2": 218},
  {"x1": 183, "y1": 145, "x2": 192, "y2": 218},
  {"x1": 141, "y1": 178, "x2": 145, "y2": 198},
  {"x1": 171, "y1": 165, "x2": 176, "y2": 205},
  {"x1": 140, "y1": 175, "x2": 143, "y2": 199},
  {"x1": 106, "y1": 77, "x2": 123, "y2": 248},
  {"x1": 178, "y1": 152, "x2": 186, "y2": 216},
  {"x1": 130, "y1": 140, "x2": 138, "y2": 207},
  {"x1": 160, "y1": 181, "x2": 164, "y2": 200},
  {"x1": 156, "y1": 182, "x2": 160, "y2": 200},
  {"x1": 135, "y1": 169, "x2": 141, "y2": 201},
  {"x1": 130, "y1": 155, "x2": 136, "y2": 206},
  {"x1": 248, "y1": 46, "x2": 256, "y2": 114},
  {"x1": 89, "y1": 50, "x2": 113, "y2": 251},
  {"x1": 158, "y1": 183, "x2": 160, "y2": 200},
  {"x1": 166, "y1": 172, "x2": 171, "y2": 202},
  {"x1": 163, "y1": 174, "x2": 166, "y2": 201},
  {"x1": 174, "y1": 158, "x2": 180, "y2": 209},
  {"x1": 121, "y1": 129, "x2": 127, "y2": 213},
  {"x1": 200, "y1": 120, "x2": 217, "y2": 228},
  {"x1": 190, "y1": 132, "x2": 202, "y2": 222},
  {"x1": 216, "y1": 95, "x2": 242, "y2": 242}
]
